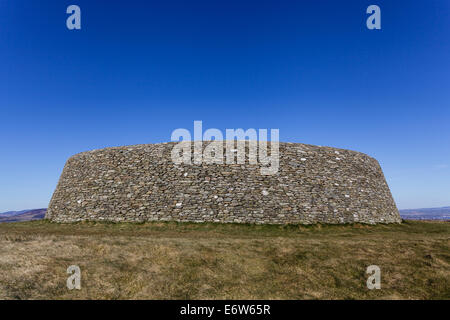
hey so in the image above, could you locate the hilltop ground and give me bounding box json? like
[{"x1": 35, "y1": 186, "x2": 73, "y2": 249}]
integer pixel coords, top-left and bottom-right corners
[{"x1": 0, "y1": 220, "x2": 448, "y2": 299}]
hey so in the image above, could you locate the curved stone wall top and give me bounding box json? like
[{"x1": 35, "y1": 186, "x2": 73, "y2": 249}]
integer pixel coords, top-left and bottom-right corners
[{"x1": 46, "y1": 141, "x2": 401, "y2": 224}]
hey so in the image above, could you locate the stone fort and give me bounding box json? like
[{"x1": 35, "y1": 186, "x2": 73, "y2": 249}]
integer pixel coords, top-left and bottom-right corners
[{"x1": 46, "y1": 141, "x2": 401, "y2": 224}]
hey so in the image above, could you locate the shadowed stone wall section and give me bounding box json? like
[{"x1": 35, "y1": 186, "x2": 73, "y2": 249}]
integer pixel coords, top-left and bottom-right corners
[{"x1": 46, "y1": 142, "x2": 401, "y2": 224}]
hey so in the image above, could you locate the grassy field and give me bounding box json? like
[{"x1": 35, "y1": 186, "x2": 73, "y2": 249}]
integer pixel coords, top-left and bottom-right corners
[{"x1": 0, "y1": 219, "x2": 448, "y2": 300}]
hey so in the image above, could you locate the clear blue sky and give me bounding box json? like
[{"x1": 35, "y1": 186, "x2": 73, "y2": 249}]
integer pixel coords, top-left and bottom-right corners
[{"x1": 0, "y1": 0, "x2": 449, "y2": 211}]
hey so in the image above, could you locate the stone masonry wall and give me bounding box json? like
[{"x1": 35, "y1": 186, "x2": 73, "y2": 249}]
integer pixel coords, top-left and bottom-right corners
[{"x1": 46, "y1": 142, "x2": 401, "y2": 224}]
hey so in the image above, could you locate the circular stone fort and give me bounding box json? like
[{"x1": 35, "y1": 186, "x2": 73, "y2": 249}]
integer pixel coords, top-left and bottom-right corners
[{"x1": 46, "y1": 141, "x2": 401, "y2": 224}]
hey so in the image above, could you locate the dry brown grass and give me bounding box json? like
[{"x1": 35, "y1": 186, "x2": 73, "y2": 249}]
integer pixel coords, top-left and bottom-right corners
[{"x1": 0, "y1": 220, "x2": 448, "y2": 300}]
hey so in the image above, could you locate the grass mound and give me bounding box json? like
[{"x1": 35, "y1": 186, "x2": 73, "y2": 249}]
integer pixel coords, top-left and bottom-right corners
[{"x1": 0, "y1": 220, "x2": 448, "y2": 299}]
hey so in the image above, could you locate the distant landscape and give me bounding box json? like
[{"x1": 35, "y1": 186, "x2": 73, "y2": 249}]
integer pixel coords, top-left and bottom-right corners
[
  {"x1": 399, "y1": 207, "x2": 450, "y2": 221},
  {"x1": 0, "y1": 209, "x2": 46, "y2": 223},
  {"x1": 0, "y1": 207, "x2": 449, "y2": 223}
]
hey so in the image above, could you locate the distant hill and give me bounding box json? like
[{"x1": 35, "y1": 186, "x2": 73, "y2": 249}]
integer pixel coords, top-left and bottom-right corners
[
  {"x1": 399, "y1": 206, "x2": 450, "y2": 220},
  {"x1": 0, "y1": 209, "x2": 30, "y2": 217},
  {"x1": 0, "y1": 209, "x2": 46, "y2": 223}
]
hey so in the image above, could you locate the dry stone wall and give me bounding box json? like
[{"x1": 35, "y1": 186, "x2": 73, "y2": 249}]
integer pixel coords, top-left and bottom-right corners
[{"x1": 46, "y1": 142, "x2": 401, "y2": 224}]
